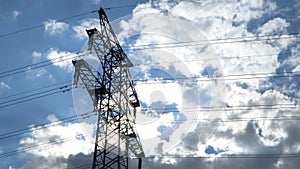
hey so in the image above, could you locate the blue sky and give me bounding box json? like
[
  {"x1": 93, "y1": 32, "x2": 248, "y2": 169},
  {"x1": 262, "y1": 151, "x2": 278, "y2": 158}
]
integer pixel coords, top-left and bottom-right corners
[{"x1": 0, "y1": 0, "x2": 300, "y2": 169}]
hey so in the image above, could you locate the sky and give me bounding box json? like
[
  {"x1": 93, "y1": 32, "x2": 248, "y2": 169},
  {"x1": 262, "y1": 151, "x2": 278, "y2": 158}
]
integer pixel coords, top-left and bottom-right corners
[{"x1": 0, "y1": 0, "x2": 300, "y2": 168}]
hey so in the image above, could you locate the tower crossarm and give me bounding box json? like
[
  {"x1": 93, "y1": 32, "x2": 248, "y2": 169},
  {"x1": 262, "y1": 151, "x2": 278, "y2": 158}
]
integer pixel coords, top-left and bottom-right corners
[
  {"x1": 73, "y1": 59, "x2": 103, "y2": 111},
  {"x1": 86, "y1": 8, "x2": 133, "y2": 68}
]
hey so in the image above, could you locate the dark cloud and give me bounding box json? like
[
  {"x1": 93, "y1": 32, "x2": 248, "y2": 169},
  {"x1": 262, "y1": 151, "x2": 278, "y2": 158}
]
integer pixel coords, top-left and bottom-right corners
[
  {"x1": 66, "y1": 153, "x2": 93, "y2": 169},
  {"x1": 21, "y1": 156, "x2": 67, "y2": 169}
]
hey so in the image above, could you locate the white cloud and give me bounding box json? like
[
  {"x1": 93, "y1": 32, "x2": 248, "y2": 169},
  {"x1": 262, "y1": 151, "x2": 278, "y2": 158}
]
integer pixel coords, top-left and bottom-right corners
[
  {"x1": 46, "y1": 48, "x2": 75, "y2": 72},
  {"x1": 256, "y1": 18, "x2": 293, "y2": 49},
  {"x1": 108, "y1": 0, "x2": 300, "y2": 163},
  {"x1": 170, "y1": 0, "x2": 276, "y2": 23},
  {"x1": 32, "y1": 51, "x2": 42, "y2": 63},
  {"x1": 44, "y1": 19, "x2": 69, "y2": 35},
  {"x1": 11, "y1": 10, "x2": 21, "y2": 20},
  {"x1": 72, "y1": 18, "x2": 99, "y2": 40},
  {"x1": 285, "y1": 44, "x2": 300, "y2": 72},
  {"x1": 257, "y1": 18, "x2": 290, "y2": 35},
  {"x1": 26, "y1": 51, "x2": 47, "y2": 79},
  {"x1": 16, "y1": 0, "x2": 299, "y2": 168},
  {"x1": 19, "y1": 115, "x2": 94, "y2": 159}
]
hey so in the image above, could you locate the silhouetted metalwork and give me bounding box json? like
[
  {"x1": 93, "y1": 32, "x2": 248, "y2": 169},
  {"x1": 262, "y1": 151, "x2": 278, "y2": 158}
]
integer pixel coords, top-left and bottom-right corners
[{"x1": 73, "y1": 7, "x2": 144, "y2": 169}]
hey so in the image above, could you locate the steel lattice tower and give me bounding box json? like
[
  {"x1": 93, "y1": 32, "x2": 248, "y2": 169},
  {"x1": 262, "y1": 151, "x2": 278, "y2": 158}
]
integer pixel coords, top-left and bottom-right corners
[{"x1": 73, "y1": 8, "x2": 144, "y2": 169}]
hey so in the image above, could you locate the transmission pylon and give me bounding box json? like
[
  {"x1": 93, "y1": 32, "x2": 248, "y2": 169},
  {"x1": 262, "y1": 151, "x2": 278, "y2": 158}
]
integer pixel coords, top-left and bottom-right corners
[{"x1": 73, "y1": 8, "x2": 144, "y2": 169}]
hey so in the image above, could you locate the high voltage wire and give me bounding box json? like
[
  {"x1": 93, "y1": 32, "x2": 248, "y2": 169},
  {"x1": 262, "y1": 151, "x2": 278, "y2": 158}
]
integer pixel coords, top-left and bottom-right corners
[
  {"x1": 0, "y1": 135, "x2": 79, "y2": 159},
  {"x1": 158, "y1": 116, "x2": 300, "y2": 124},
  {"x1": 1, "y1": 50, "x2": 294, "y2": 80},
  {"x1": 1, "y1": 112, "x2": 297, "y2": 141},
  {"x1": 1, "y1": 69, "x2": 300, "y2": 109},
  {"x1": 0, "y1": 32, "x2": 298, "y2": 79},
  {"x1": 0, "y1": 112, "x2": 96, "y2": 159},
  {"x1": 134, "y1": 69, "x2": 300, "y2": 84},
  {"x1": 141, "y1": 153, "x2": 300, "y2": 159},
  {"x1": 0, "y1": 100, "x2": 298, "y2": 142},
  {"x1": 0, "y1": 109, "x2": 298, "y2": 140},
  {"x1": 0, "y1": 52, "x2": 84, "y2": 79},
  {"x1": 0, "y1": 50, "x2": 299, "y2": 82},
  {"x1": 1, "y1": 77, "x2": 299, "y2": 111},
  {"x1": 0, "y1": 89, "x2": 69, "y2": 109},
  {"x1": 0, "y1": 80, "x2": 71, "y2": 101},
  {"x1": 0, "y1": 109, "x2": 298, "y2": 159},
  {"x1": 0, "y1": 84, "x2": 72, "y2": 109},
  {"x1": 0, "y1": 85, "x2": 69, "y2": 105},
  {"x1": 0, "y1": 2, "x2": 179, "y2": 39},
  {"x1": 0, "y1": 111, "x2": 95, "y2": 140},
  {"x1": 1, "y1": 131, "x2": 299, "y2": 160},
  {"x1": 124, "y1": 32, "x2": 299, "y2": 50},
  {"x1": 6, "y1": 1, "x2": 296, "y2": 42},
  {"x1": 134, "y1": 51, "x2": 298, "y2": 66},
  {"x1": 140, "y1": 103, "x2": 300, "y2": 111},
  {"x1": 0, "y1": 10, "x2": 97, "y2": 38},
  {"x1": 0, "y1": 4, "x2": 141, "y2": 39},
  {"x1": 0, "y1": 119, "x2": 299, "y2": 160},
  {"x1": 1, "y1": 102, "x2": 299, "y2": 141}
]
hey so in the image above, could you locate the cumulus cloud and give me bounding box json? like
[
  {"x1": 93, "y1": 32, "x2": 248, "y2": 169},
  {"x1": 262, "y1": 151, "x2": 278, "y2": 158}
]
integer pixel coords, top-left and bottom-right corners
[
  {"x1": 18, "y1": 114, "x2": 94, "y2": 168},
  {"x1": 46, "y1": 48, "x2": 75, "y2": 72},
  {"x1": 111, "y1": 1, "x2": 300, "y2": 167},
  {"x1": 72, "y1": 18, "x2": 99, "y2": 40},
  {"x1": 44, "y1": 19, "x2": 69, "y2": 35},
  {"x1": 256, "y1": 18, "x2": 290, "y2": 35},
  {"x1": 14, "y1": 0, "x2": 300, "y2": 168}
]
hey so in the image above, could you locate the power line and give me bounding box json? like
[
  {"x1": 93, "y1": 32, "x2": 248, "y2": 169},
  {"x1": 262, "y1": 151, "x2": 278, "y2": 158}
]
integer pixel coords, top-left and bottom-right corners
[
  {"x1": 142, "y1": 153, "x2": 300, "y2": 159},
  {"x1": 0, "y1": 85, "x2": 69, "y2": 105},
  {"x1": 0, "y1": 129, "x2": 298, "y2": 160},
  {"x1": 103, "y1": 4, "x2": 137, "y2": 10},
  {"x1": 2, "y1": 69, "x2": 300, "y2": 109},
  {"x1": 0, "y1": 10, "x2": 97, "y2": 39},
  {"x1": 140, "y1": 103, "x2": 300, "y2": 112},
  {"x1": 2, "y1": 69, "x2": 300, "y2": 110},
  {"x1": 0, "y1": 84, "x2": 72, "y2": 109},
  {"x1": 0, "y1": 135, "x2": 79, "y2": 159},
  {"x1": 0, "y1": 113, "x2": 95, "y2": 159},
  {"x1": 0, "y1": 80, "x2": 71, "y2": 101},
  {"x1": 0, "y1": 52, "x2": 83, "y2": 79},
  {"x1": 1, "y1": 103, "x2": 299, "y2": 141},
  {"x1": 0, "y1": 50, "x2": 298, "y2": 81},
  {"x1": 0, "y1": 34, "x2": 298, "y2": 80},
  {"x1": 134, "y1": 69, "x2": 300, "y2": 84},
  {"x1": 157, "y1": 116, "x2": 300, "y2": 124},
  {"x1": 134, "y1": 51, "x2": 297, "y2": 67},
  {"x1": 0, "y1": 111, "x2": 298, "y2": 159},
  {"x1": 124, "y1": 32, "x2": 299, "y2": 50},
  {"x1": 0, "y1": 4, "x2": 143, "y2": 39},
  {"x1": 0, "y1": 111, "x2": 95, "y2": 140},
  {"x1": 140, "y1": 106, "x2": 298, "y2": 112}
]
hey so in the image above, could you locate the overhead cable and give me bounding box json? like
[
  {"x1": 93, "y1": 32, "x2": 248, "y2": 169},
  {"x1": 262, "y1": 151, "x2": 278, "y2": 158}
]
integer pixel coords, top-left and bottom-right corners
[
  {"x1": 0, "y1": 111, "x2": 95, "y2": 140},
  {"x1": 0, "y1": 52, "x2": 83, "y2": 79},
  {"x1": 0, "y1": 84, "x2": 72, "y2": 109}
]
